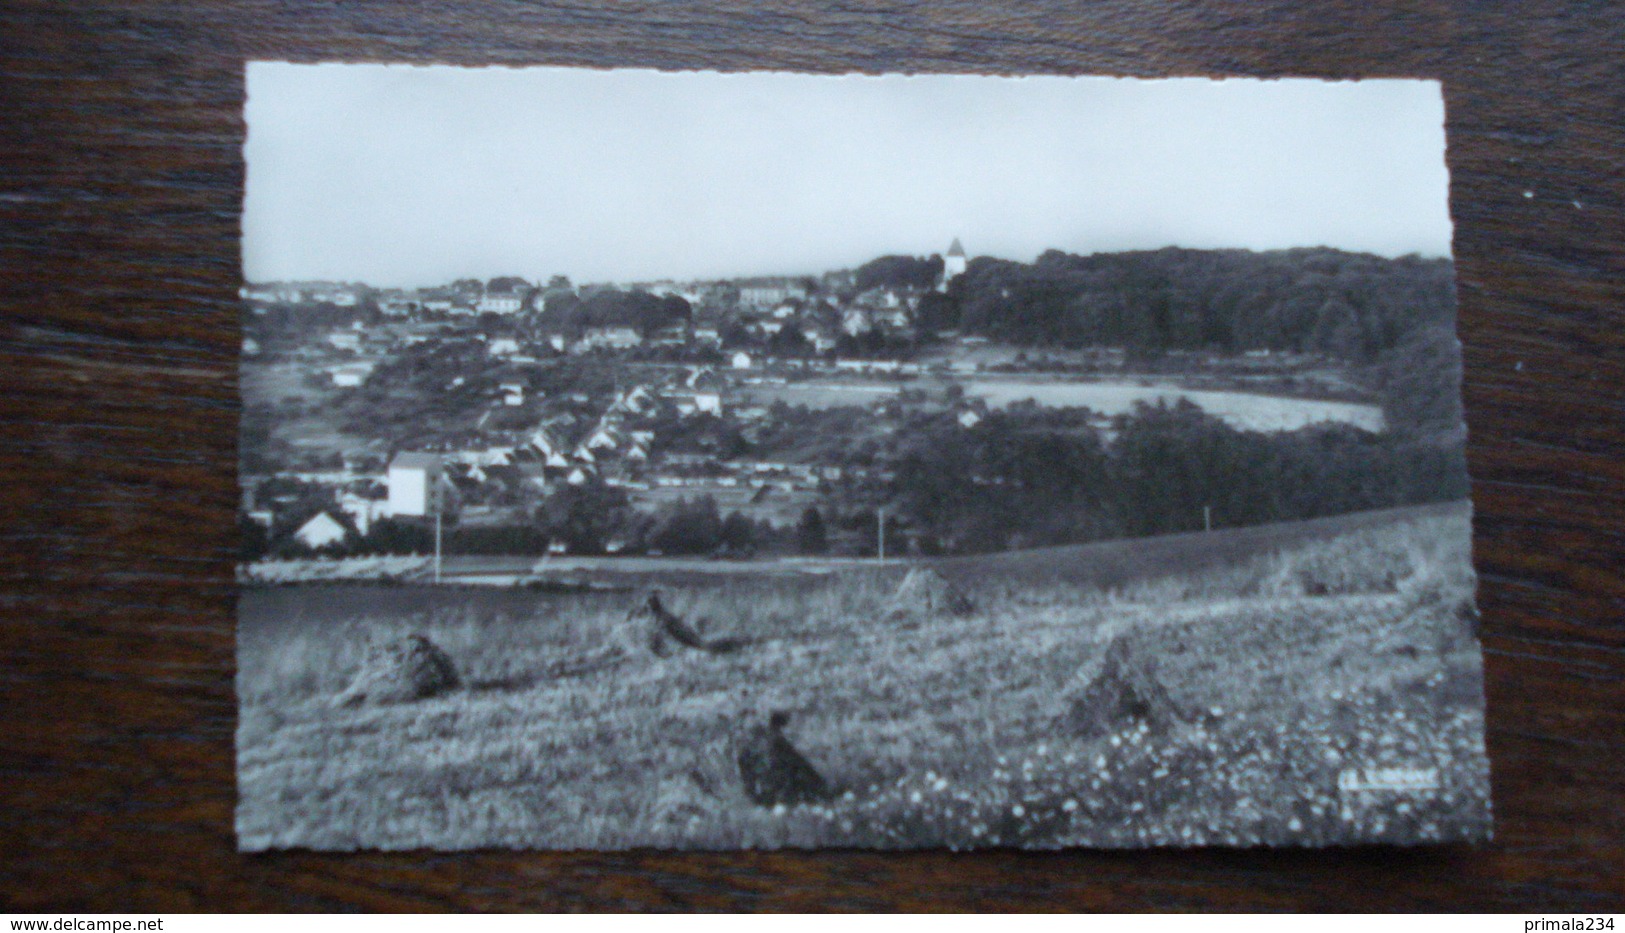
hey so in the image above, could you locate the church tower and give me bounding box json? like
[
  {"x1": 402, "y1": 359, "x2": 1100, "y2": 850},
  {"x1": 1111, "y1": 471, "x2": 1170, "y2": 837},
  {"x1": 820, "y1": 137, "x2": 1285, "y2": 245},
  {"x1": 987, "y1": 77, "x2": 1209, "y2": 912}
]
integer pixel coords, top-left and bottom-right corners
[{"x1": 940, "y1": 237, "x2": 968, "y2": 291}]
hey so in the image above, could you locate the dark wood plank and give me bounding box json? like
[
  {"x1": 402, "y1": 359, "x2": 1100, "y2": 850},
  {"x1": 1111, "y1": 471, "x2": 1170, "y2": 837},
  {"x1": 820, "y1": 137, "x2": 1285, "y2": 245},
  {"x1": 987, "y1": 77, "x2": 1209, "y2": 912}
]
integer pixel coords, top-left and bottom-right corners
[{"x1": 1, "y1": 0, "x2": 1621, "y2": 911}]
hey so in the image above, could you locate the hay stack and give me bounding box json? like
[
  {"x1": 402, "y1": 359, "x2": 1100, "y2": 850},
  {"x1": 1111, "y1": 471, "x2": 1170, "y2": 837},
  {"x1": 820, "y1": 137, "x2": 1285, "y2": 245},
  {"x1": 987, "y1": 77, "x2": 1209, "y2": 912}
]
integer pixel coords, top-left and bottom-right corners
[
  {"x1": 627, "y1": 591, "x2": 745, "y2": 657},
  {"x1": 336, "y1": 633, "x2": 460, "y2": 706},
  {"x1": 1063, "y1": 637, "x2": 1182, "y2": 739},
  {"x1": 885, "y1": 567, "x2": 974, "y2": 618},
  {"x1": 735, "y1": 711, "x2": 833, "y2": 807}
]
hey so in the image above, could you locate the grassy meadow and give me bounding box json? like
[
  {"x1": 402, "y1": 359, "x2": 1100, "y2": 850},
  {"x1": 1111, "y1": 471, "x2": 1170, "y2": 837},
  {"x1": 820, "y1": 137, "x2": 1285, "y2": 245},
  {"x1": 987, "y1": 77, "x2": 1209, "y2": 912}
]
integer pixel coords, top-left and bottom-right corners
[{"x1": 237, "y1": 501, "x2": 1491, "y2": 850}]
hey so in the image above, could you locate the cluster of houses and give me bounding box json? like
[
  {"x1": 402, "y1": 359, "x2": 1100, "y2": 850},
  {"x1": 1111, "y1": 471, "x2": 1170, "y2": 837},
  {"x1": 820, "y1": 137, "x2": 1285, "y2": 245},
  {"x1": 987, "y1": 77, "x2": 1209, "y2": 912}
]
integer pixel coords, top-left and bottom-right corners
[
  {"x1": 245, "y1": 362, "x2": 868, "y2": 553},
  {"x1": 245, "y1": 239, "x2": 972, "y2": 355},
  {"x1": 242, "y1": 240, "x2": 985, "y2": 554}
]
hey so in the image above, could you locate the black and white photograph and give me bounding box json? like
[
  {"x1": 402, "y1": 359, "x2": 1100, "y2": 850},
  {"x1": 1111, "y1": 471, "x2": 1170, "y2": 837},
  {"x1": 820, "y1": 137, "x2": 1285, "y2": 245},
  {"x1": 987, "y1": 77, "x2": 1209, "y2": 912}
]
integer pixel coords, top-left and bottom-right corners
[{"x1": 236, "y1": 66, "x2": 1491, "y2": 851}]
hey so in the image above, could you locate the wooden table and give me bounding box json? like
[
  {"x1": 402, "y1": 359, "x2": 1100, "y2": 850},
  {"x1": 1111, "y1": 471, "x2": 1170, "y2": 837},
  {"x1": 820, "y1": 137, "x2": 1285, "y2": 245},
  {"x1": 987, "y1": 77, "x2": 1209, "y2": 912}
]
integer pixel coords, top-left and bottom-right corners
[{"x1": 2, "y1": 0, "x2": 1621, "y2": 911}]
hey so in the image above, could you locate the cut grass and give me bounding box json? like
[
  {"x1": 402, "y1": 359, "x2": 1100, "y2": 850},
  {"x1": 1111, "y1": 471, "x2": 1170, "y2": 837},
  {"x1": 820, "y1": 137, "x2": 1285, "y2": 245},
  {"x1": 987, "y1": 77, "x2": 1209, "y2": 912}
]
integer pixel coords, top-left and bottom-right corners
[{"x1": 237, "y1": 501, "x2": 1489, "y2": 850}]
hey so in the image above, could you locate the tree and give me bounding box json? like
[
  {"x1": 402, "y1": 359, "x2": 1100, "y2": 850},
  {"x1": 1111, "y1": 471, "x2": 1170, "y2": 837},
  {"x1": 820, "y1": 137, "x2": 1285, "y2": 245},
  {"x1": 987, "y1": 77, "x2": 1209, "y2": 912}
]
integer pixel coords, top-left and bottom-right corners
[
  {"x1": 719, "y1": 320, "x2": 754, "y2": 349},
  {"x1": 538, "y1": 483, "x2": 630, "y2": 554},
  {"x1": 1374, "y1": 326, "x2": 1465, "y2": 439},
  {"x1": 943, "y1": 246, "x2": 1455, "y2": 362},
  {"x1": 239, "y1": 516, "x2": 269, "y2": 561},
  {"x1": 767, "y1": 326, "x2": 812, "y2": 357},
  {"x1": 487, "y1": 276, "x2": 530, "y2": 293},
  {"x1": 855, "y1": 254, "x2": 945, "y2": 292},
  {"x1": 650, "y1": 496, "x2": 723, "y2": 555},
  {"x1": 796, "y1": 507, "x2": 828, "y2": 555},
  {"x1": 720, "y1": 511, "x2": 757, "y2": 555}
]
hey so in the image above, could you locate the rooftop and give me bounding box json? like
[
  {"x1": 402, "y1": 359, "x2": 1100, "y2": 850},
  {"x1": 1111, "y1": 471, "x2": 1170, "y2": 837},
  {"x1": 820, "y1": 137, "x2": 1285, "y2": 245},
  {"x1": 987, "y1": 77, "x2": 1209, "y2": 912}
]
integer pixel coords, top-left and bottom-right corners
[{"x1": 390, "y1": 452, "x2": 443, "y2": 470}]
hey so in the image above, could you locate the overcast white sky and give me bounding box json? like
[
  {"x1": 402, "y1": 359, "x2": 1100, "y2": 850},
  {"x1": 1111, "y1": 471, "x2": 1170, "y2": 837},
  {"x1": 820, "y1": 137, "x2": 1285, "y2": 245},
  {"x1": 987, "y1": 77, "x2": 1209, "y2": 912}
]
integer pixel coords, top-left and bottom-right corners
[{"x1": 243, "y1": 65, "x2": 1452, "y2": 287}]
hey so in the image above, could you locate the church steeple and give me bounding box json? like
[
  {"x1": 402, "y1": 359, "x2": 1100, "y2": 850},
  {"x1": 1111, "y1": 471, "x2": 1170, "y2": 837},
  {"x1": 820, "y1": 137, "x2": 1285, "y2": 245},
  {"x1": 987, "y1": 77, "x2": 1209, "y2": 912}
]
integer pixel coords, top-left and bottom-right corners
[{"x1": 941, "y1": 237, "x2": 968, "y2": 290}]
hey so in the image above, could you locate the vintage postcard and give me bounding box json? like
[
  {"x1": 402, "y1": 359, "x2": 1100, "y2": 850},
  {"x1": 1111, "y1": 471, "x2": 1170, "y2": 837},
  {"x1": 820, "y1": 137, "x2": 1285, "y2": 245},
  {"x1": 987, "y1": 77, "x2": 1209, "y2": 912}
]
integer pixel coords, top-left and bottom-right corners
[{"x1": 237, "y1": 66, "x2": 1490, "y2": 850}]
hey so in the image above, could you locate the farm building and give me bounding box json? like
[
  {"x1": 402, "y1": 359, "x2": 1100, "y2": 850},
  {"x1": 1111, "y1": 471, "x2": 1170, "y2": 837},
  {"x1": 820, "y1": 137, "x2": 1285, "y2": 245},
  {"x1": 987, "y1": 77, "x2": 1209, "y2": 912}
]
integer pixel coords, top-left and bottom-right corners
[{"x1": 387, "y1": 452, "x2": 443, "y2": 518}]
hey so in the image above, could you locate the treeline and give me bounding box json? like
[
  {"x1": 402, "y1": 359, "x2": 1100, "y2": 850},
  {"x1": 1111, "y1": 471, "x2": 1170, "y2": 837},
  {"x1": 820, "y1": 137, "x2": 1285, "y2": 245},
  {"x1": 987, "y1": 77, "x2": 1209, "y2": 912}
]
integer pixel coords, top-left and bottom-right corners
[
  {"x1": 884, "y1": 400, "x2": 1468, "y2": 555},
  {"x1": 854, "y1": 254, "x2": 944, "y2": 292},
  {"x1": 540, "y1": 287, "x2": 692, "y2": 337},
  {"x1": 922, "y1": 247, "x2": 1456, "y2": 364}
]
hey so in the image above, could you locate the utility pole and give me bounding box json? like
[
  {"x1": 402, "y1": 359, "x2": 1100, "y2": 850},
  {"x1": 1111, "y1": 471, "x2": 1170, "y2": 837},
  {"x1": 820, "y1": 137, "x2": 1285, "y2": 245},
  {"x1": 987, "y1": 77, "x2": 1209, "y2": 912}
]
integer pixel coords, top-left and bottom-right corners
[
  {"x1": 1203, "y1": 505, "x2": 1212, "y2": 533},
  {"x1": 877, "y1": 506, "x2": 886, "y2": 563},
  {"x1": 432, "y1": 472, "x2": 444, "y2": 584}
]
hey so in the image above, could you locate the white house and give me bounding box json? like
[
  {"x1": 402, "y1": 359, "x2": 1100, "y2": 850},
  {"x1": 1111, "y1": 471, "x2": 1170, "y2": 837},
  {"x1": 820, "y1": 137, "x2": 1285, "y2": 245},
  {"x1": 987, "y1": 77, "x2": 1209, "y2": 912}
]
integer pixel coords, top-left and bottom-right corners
[
  {"x1": 293, "y1": 512, "x2": 348, "y2": 550},
  {"x1": 330, "y1": 362, "x2": 374, "y2": 387},
  {"x1": 836, "y1": 358, "x2": 901, "y2": 373},
  {"x1": 623, "y1": 386, "x2": 655, "y2": 412},
  {"x1": 586, "y1": 426, "x2": 620, "y2": 451},
  {"x1": 731, "y1": 351, "x2": 754, "y2": 370},
  {"x1": 580, "y1": 327, "x2": 643, "y2": 350},
  {"x1": 387, "y1": 452, "x2": 443, "y2": 517},
  {"x1": 527, "y1": 427, "x2": 559, "y2": 456},
  {"x1": 477, "y1": 285, "x2": 526, "y2": 314},
  {"x1": 499, "y1": 381, "x2": 525, "y2": 406},
  {"x1": 488, "y1": 337, "x2": 520, "y2": 356},
  {"x1": 739, "y1": 280, "x2": 808, "y2": 307},
  {"x1": 321, "y1": 290, "x2": 359, "y2": 308},
  {"x1": 876, "y1": 307, "x2": 911, "y2": 328}
]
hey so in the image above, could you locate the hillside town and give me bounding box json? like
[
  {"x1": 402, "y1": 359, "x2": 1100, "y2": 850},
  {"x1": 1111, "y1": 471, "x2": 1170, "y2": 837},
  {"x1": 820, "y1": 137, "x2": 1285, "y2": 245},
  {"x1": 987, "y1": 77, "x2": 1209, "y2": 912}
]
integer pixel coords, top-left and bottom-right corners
[
  {"x1": 240, "y1": 240, "x2": 1436, "y2": 564},
  {"x1": 244, "y1": 240, "x2": 989, "y2": 558}
]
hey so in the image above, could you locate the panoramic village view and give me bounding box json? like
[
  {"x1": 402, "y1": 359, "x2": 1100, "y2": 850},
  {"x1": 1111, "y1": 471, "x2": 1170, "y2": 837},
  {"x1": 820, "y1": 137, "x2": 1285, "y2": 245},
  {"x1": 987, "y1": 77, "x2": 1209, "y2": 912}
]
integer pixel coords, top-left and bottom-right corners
[
  {"x1": 238, "y1": 239, "x2": 1491, "y2": 850},
  {"x1": 238, "y1": 240, "x2": 1462, "y2": 573}
]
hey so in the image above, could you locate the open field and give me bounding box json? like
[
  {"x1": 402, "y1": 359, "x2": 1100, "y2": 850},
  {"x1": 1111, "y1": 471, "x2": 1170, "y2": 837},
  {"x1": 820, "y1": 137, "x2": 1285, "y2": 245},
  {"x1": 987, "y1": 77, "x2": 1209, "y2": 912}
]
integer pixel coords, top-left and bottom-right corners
[
  {"x1": 738, "y1": 376, "x2": 1384, "y2": 433},
  {"x1": 237, "y1": 501, "x2": 1489, "y2": 850}
]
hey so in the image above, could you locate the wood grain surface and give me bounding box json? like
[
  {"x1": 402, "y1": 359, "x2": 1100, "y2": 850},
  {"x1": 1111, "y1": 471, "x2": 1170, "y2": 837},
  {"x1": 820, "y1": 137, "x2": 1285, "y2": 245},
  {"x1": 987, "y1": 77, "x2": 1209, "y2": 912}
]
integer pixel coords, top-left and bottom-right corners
[{"x1": 2, "y1": 0, "x2": 1621, "y2": 912}]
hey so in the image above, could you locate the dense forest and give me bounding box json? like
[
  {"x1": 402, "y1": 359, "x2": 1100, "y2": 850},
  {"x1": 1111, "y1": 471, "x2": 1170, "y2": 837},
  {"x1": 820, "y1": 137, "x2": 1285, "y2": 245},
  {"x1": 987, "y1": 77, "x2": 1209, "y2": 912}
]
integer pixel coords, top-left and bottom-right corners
[
  {"x1": 882, "y1": 399, "x2": 1468, "y2": 555},
  {"x1": 919, "y1": 247, "x2": 1455, "y2": 361}
]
